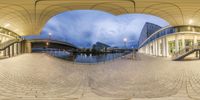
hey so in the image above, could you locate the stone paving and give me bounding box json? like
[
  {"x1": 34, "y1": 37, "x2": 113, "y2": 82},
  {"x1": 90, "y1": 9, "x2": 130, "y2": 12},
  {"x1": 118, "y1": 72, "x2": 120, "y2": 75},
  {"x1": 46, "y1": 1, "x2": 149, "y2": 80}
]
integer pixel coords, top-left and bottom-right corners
[{"x1": 0, "y1": 53, "x2": 200, "y2": 99}]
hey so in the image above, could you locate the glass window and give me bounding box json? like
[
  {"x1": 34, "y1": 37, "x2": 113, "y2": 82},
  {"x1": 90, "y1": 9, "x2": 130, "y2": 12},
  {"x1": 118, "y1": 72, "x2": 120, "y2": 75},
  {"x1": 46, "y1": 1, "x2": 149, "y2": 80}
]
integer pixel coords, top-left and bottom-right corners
[{"x1": 168, "y1": 41, "x2": 175, "y2": 55}]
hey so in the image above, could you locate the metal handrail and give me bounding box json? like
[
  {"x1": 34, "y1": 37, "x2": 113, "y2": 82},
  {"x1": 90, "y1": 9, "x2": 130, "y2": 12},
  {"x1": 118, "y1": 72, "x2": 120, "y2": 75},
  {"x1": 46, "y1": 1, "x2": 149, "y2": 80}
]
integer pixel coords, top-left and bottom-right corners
[
  {"x1": 172, "y1": 44, "x2": 200, "y2": 59},
  {"x1": 0, "y1": 39, "x2": 21, "y2": 50}
]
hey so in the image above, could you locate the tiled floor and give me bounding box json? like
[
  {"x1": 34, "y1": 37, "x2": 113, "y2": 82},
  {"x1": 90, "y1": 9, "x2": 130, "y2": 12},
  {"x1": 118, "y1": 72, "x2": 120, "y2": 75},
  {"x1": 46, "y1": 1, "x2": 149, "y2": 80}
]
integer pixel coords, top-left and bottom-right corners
[{"x1": 0, "y1": 53, "x2": 199, "y2": 100}]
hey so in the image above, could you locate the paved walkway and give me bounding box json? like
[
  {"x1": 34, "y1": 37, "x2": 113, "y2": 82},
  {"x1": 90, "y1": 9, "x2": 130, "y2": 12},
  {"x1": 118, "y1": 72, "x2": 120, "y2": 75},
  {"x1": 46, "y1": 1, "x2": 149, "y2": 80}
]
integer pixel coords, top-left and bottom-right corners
[{"x1": 0, "y1": 53, "x2": 199, "y2": 100}]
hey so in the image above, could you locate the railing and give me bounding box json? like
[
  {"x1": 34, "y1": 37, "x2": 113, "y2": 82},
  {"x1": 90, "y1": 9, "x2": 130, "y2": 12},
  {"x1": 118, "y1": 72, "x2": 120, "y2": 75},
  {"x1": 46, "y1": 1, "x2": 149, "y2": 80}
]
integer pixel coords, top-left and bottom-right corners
[
  {"x1": 172, "y1": 44, "x2": 200, "y2": 60},
  {"x1": 0, "y1": 39, "x2": 21, "y2": 50}
]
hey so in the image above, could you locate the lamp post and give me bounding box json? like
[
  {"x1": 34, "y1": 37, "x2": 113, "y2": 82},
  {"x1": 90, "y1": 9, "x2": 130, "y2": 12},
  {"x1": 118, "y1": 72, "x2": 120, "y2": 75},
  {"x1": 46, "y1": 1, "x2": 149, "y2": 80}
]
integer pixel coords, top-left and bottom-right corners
[
  {"x1": 48, "y1": 32, "x2": 52, "y2": 40},
  {"x1": 123, "y1": 38, "x2": 128, "y2": 49},
  {"x1": 46, "y1": 32, "x2": 52, "y2": 50}
]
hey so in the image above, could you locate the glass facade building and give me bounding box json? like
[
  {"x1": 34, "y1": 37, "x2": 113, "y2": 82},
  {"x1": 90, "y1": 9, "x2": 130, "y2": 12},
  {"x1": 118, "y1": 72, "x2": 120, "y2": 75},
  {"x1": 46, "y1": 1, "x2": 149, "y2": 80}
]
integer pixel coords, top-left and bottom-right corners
[{"x1": 138, "y1": 24, "x2": 200, "y2": 57}]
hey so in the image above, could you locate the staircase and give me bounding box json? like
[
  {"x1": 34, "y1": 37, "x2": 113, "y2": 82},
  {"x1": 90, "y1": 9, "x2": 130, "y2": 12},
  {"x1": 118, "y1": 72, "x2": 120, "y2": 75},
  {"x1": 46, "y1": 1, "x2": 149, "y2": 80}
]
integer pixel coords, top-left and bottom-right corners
[
  {"x1": 0, "y1": 39, "x2": 21, "y2": 50},
  {"x1": 172, "y1": 44, "x2": 200, "y2": 60},
  {"x1": 0, "y1": 39, "x2": 23, "y2": 58}
]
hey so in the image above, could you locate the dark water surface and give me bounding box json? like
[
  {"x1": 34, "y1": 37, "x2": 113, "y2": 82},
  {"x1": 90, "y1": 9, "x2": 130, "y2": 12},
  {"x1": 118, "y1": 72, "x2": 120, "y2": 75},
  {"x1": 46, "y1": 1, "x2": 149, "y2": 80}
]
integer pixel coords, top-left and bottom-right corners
[{"x1": 47, "y1": 51, "x2": 127, "y2": 63}]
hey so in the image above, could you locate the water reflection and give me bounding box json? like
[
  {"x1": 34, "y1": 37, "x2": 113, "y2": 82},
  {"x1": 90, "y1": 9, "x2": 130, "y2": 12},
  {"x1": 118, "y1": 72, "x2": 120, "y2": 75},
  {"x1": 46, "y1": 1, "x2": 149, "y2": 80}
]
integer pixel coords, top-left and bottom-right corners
[{"x1": 46, "y1": 51, "x2": 127, "y2": 64}]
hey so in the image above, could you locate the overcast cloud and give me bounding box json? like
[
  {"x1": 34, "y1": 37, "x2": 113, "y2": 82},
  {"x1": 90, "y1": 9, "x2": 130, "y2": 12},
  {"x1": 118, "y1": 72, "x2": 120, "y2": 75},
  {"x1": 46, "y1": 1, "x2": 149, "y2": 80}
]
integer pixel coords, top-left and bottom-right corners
[{"x1": 26, "y1": 10, "x2": 169, "y2": 48}]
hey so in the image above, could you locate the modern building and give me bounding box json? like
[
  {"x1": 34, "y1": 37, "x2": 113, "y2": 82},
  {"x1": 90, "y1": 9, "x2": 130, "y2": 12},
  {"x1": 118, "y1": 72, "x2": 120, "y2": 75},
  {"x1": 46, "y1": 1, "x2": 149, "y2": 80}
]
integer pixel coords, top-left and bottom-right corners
[
  {"x1": 138, "y1": 22, "x2": 162, "y2": 47},
  {"x1": 138, "y1": 25, "x2": 200, "y2": 59},
  {"x1": 92, "y1": 42, "x2": 110, "y2": 52}
]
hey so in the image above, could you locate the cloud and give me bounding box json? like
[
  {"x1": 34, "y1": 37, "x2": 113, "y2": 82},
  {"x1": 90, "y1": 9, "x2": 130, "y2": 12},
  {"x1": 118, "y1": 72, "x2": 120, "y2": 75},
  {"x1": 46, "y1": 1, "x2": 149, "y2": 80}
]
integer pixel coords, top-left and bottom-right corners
[{"x1": 26, "y1": 10, "x2": 169, "y2": 48}]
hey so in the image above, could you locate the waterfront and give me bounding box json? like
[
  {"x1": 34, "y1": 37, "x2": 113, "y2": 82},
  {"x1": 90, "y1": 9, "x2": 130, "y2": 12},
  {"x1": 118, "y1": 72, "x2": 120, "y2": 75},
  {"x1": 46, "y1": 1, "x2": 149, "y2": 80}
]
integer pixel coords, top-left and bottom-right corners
[{"x1": 48, "y1": 51, "x2": 129, "y2": 64}]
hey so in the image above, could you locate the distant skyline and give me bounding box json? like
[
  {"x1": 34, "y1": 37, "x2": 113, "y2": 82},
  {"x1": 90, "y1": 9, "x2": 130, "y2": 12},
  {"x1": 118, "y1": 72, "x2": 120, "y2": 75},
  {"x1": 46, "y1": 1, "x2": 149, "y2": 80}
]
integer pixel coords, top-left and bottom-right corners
[{"x1": 25, "y1": 10, "x2": 169, "y2": 48}]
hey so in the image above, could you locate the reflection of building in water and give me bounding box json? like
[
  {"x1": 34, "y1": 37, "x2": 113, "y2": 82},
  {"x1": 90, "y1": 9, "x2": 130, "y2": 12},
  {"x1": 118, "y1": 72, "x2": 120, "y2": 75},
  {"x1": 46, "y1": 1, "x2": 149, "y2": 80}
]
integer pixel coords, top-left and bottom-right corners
[
  {"x1": 92, "y1": 42, "x2": 110, "y2": 52},
  {"x1": 138, "y1": 23, "x2": 200, "y2": 59}
]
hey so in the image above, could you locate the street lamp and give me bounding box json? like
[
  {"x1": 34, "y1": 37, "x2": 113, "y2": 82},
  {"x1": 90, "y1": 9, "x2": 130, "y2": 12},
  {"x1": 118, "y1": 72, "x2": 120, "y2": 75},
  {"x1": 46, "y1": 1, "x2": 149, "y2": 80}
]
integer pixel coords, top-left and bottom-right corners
[
  {"x1": 123, "y1": 38, "x2": 128, "y2": 49},
  {"x1": 48, "y1": 32, "x2": 52, "y2": 40}
]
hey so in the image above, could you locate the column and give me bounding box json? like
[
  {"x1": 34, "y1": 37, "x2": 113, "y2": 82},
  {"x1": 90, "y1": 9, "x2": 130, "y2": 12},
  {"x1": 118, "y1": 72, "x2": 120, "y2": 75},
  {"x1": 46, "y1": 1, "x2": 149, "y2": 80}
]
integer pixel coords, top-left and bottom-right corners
[
  {"x1": 154, "y1": 41, "x2": 156, "y2": 56},
  {"x1": 194, "y1": 35, "x2": 197, "y2": 45},
  {"x1": 157, "y1": 39, "x2": 160, "y2": 56},
  {"x1": 145, "y1": 46, "x2": 148, "y2": 54},
  {"x1": 162, "y1": 38, "x2": 165, "y2": 57},
  {"x1": 16, "y1": 43, "x2": 19, "y2": 55},
  {"x1": 12, "y1": 45, "x2": 14, "y2": 56},
  {"x1": 165, "y1": 37, "x2": 169, "y2": 57},
  {"x1": 3, "y1": 49, "x2": 6, "y2": 57},
  {"x1": 155, "y1": 40, "x2": 158, "y2": 56},
  {"x1": 175, "y1": 35, "x2": 179, "y2": 52},
  {"x1": 148, "y1": 44, "x2": 150, "y2": 55},
  {"x1": 199, "y1": 50, "x2": 200, "y2": 59},
  {"x1": 149, "y1": 44, "x2": 151, "y2": 55},
  {"x1": 8, "y1": 47, "x2": 10, "y2": 57},
  {"x1": 153, "y1": 42, "x2": 155, "y2": 55},
  {"x1": 182, "y1": 35, "x2": 185, "y2": 49}
]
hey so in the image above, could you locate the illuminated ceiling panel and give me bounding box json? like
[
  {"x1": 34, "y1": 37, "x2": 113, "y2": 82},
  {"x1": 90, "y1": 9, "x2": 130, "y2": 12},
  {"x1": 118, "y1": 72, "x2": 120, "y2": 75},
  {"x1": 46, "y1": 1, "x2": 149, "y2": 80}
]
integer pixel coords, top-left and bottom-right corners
[{"x1": 0, "y1": 0, "x2": 199, "y2": 36}]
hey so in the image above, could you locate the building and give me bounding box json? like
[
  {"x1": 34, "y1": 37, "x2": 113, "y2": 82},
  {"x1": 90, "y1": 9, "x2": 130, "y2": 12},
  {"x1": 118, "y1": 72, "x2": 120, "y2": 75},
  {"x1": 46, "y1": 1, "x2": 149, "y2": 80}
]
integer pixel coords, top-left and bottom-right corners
[
  {"x1": 138, "y1": 22, "x2": 162, "y2": 47},
  {"x1": 138, "y1": 25, "x2": 200, "y2": 60},
  {"x1": 92, "y1": 42, "x2": 110, "y2": 52}
]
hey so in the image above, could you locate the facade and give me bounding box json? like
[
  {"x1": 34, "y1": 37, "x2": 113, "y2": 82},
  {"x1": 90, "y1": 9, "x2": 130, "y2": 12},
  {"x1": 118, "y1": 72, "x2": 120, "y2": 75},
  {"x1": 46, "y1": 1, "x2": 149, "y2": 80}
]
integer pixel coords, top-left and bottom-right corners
[
  {"x1": 92, "y1": 42, "x2": 110, "y2": 52},
  {"x1": 138, "y1": 25, "x2": 200, "y2": 58},
  {"x1": 0, "y1": 28, "x2": 22, "y2": 57},
  {"x1": 138, "y1": 22, "x2": 162, "y2": 46}
]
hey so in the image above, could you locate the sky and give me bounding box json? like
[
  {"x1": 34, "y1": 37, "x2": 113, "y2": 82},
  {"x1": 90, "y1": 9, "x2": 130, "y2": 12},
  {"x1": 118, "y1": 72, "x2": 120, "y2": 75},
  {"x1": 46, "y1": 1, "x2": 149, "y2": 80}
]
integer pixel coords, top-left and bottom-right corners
[{"x1": 25, "y1": 10, "x2": 169, "y2": 48}]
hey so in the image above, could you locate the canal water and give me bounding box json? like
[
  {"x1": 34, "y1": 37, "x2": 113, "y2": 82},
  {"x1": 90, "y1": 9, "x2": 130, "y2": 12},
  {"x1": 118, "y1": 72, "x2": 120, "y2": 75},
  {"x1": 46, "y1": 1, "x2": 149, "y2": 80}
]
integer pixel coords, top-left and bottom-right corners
[{"x1": 46, "y1": 51, "x2": 127, "y2": 64}]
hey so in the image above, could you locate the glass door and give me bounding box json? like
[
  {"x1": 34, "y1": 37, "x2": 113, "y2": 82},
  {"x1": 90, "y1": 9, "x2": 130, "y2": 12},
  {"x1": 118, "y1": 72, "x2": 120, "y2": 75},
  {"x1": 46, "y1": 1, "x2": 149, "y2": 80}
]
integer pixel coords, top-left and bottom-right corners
[
  {"x1": 197, "y1": 40, "x2": 200, "y2": 46},
  {"x1": 178, "y1": 40, "x2": 182, "y2": 51},
  {"x1": 185, "y1": 39, "x2": 193, "y2": 47},
  {"x1": 168, "y1": 40, "x2": 175, "y2": 55}
]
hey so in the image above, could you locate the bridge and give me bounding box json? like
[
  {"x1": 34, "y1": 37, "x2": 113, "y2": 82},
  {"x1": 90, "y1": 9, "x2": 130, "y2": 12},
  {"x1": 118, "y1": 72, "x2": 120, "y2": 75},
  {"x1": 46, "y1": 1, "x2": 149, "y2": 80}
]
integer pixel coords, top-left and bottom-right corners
[
  {"x1": 27, "y1": 39, "x2": 79, "y2": 53},
  {"x1": 0, "y1": 31, "x2": 78, "y2": 59}
]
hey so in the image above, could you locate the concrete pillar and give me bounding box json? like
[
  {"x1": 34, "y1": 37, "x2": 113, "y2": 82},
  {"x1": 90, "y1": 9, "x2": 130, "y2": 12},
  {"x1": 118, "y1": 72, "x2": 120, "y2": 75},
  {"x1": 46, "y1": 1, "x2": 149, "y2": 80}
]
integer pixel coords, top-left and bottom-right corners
[
  {"x1": 182, "y1": 35, "x2": 185, "y2": 49},
  {"x1": 153, "y1": 41, "x2": 156, "y2": 56},
  {"x1": 11, "y1": 45, "x2": 14, "y2": 56},
  {"x1": 21, "y1": 42, "x2": 24, "y2": 53},
  {"x1": 16, "y1": 43, "x2": 19, "y2": 55},
  {"x1": 162, "y1": 38, "x2": 165, "y2": 57},
  {"x1": 156, "y1": 40, "x2": 159, "y2": 56},
  {"x1": 175, "y1": 35, "x2": 179, "y2": 52},
  {"x1": 0, "y1": 36, "x2": 2, "y2": 43},
  {"x1": 149, "y1": 44, "x2": 151, "y2": 55},
  {"x1": 196, "y1": 51, "x2": 198, "y2": 58},
  {"x1": 165, "y1": 37, "x2": 169, "y2": 57},
  {"x1": 25, "y1": 41, "x2": 32, "y2": 53},
  {"x1": 3, "y1": 49, "x2": 6, "y2": 57},
  {"x1": 157, "y1": 39, "x2": 160, "y2": 56},
  {"x1": 8, "y1": 47, "x2": 10, "y2": 57},
  {"x1": 194, "y1": 35, "x2": 197, "y2": 45},
  {"x1": 199, "y1": 50, "x2": 200, "y2": 59},
  {"x1": 151, "y1": 42, "x2": 154, "y2": 55},
  {"x1": 145, "y1": 46, "x2": 148, "y2": 54},
  {"x1": 148, "y1": 44, "x2": 150, "y2": 55}
]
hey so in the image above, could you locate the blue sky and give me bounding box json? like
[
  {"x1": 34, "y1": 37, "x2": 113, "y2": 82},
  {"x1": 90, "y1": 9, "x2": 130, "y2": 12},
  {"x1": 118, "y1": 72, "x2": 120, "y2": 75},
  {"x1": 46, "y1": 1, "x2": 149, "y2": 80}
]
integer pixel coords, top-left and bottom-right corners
[{"x1": 26, "y1": 10, "x2": 169, "y2": 48}]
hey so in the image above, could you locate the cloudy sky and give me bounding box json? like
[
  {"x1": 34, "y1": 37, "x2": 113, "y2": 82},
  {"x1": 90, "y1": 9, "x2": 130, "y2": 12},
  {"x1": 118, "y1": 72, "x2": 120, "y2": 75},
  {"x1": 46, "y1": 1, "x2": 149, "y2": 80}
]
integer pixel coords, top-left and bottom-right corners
[{"x1": 26, "y1": 10, "x2": 169, "y2": 48}]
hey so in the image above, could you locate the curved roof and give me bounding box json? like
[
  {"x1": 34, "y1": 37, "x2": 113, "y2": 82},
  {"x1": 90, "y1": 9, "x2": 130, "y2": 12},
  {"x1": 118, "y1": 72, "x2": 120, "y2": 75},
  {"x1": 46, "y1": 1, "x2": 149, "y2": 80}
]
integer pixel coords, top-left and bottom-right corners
[{"x1": 0, "y1": 0, "x2": 200, "y2": 36}]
